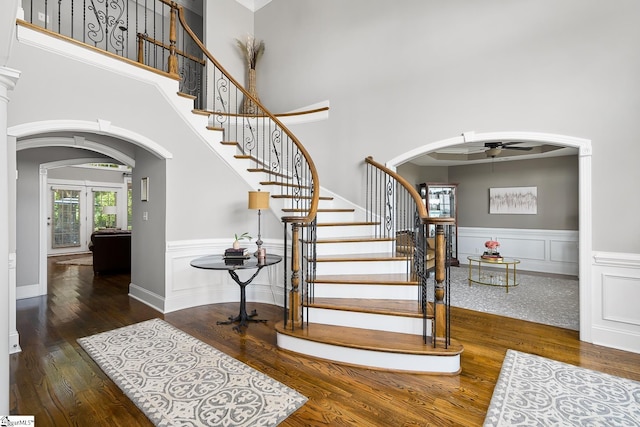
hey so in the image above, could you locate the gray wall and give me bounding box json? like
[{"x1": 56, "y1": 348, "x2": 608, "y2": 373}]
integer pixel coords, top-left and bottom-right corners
[
  {"x1": 398, "y1": 162, "x2": 449, "y2": 188},
  {"x1": 47, "y1": 165, "x2": 126, "y2": 183},
  {"x1": 399, "y1": 155, "x2": 578, "y2": 231},
  {"x1": 450, "y1": 156, "x2": 579, "y2": 230},
  {"x1": 255, "y1": 0, "x2": 640, "y2": 253},
  {"x1": 16, "y1": 147, "x2": 110, "y2": 287},
  {"x1": 131, "y1": 148, "x2": 166, "y2": 297}
]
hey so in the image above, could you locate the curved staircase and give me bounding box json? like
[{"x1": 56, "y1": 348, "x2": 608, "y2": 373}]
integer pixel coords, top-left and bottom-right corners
[{"x1": 273, "y1": 194, "x2": 463, "y2": 374}]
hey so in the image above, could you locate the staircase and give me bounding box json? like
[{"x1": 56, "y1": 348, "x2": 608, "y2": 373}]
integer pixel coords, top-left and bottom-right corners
[
  {"x1": 154, "y1": 2, "x2": 465, "y2": 375},
  {"x1": 274, "y1": 172, "x2": 463, "y2": 374},
  {"x1": 19, "y1": 0, "x2": 463, "y2": 374}
]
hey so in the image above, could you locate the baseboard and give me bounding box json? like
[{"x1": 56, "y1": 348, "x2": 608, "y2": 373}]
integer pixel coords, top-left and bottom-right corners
[
  {"x1": 9, "y1": 331, "x2": 21, "y2": 354},
  {"x1": 16, "y1": 283, "x2": 42, "y2": 300},
  {"x1": 129, "y1": 282, "x2": 165, "y2": 313}
]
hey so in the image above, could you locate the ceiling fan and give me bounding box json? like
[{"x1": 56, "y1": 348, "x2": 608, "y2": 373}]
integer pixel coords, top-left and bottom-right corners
[{"x1": 484, "y1": 142, "x2": 533, "y2": 158}]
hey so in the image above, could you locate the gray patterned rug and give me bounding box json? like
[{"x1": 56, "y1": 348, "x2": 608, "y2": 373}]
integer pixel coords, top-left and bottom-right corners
[
  {"x1": 484, "y1": 350, "x2": 640, "y2": 426},
  {"x1": 78, "y1": 319, "x2": 307, "y2": 426},
  {"x1": 449, "y1": 266, "x2": 579, "y2": 330}
]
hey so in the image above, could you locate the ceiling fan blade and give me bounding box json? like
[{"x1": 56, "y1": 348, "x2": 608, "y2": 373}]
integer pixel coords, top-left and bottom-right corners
[{"x1": 503, "y1": 146, "x2": 533, "y2": 151}]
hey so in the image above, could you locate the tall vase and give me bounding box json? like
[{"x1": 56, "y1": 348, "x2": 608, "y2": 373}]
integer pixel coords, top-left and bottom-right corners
[{"x1": 242, "y1": 68, "x2": 260, "y2": 114}]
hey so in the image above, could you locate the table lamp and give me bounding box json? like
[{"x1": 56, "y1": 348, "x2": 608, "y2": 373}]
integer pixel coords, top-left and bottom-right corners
[
  {"x1": 103, "y1": 205, "x2": 117, "y2": 228},
  {"x1": 248, "y1": 190, "x2": 269, "y2": 257}
]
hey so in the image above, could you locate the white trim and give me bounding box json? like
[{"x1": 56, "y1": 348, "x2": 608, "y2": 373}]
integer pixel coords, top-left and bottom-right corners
[
  {"x1": 591, "y1": 252, "x2": 640, "y2": 353},
  {"x1": 233, "y1": 0, "x2": 272, "y2": 12},
  {"x1": 17, "y1": 136, "x2": 136, "y2": 167},
  {"x1": 386, "y1": 130, "x2": 593, "y2": 343},
  {"x1": 129, "y1": 283, "x2": 165, "y2": 313},
  {"x1": 10, "y1": 119, "x2": 171, "y2": 160}
]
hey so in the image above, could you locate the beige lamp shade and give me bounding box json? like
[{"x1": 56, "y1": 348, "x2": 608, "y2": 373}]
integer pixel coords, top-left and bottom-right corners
[
  {"x1": 103, "y1": 206, "x2": 117, "y2": 215},
  {"x1": 248, "y1": 191, "x2": 270, "y2": 210}
]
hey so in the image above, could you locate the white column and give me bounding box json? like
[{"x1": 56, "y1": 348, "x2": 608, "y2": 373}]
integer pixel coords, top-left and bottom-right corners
[{"x1": 0, "y1": 66, "x2": 20, "y2": 415}]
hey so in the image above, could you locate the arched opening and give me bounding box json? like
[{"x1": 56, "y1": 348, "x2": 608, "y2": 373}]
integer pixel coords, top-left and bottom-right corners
[
  {"x1": 9, "y1": 119, "x2": 172, "y2": 323},
  {"x1": 387, "y1": 131, "x2": 593, "y2": 342}
]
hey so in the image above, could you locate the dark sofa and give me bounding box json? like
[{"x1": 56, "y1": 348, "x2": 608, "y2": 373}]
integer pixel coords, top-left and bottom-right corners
[{"x1": 89, "y1": 230, "x2": 131, "y2": 275}]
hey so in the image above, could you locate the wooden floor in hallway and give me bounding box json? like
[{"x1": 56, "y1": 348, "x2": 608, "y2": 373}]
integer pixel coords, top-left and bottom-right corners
[{"x1": 9, "y1": 255, "x2": 640, "y2": 426}]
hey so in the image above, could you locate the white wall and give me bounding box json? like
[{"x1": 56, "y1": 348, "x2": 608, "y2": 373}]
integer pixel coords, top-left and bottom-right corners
[{"x1": 255, "y1": 0, "x2": 640, "y2": 254}]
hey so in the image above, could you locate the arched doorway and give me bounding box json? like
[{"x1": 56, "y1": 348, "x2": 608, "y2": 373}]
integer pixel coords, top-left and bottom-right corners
[{"x1": 387, "y1": 131, "x2": 593, "y2": 343}]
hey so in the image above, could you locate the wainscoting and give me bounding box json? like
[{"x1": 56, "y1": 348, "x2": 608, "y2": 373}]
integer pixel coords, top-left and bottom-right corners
[
  {"x1": 157, "y1": 239, "x2": 286, "y2": 314},
  {"x1": 458, "y1": 227, "x2": 579, "y2": 276},
  {"x1": 591, "y1": 252, "x2": 640, "y2": 354}
]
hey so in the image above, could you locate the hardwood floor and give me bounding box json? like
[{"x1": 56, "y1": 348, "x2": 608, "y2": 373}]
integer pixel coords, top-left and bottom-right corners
[{"x1": 10, "y1": 256, "x2": 640, "y2": 426}]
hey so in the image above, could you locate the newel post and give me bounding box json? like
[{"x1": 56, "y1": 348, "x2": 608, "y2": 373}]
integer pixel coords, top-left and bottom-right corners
[
  {"x1": 167, "y1": 3, "x2": 179, "y2": 75},
  {"x1": 434, "y1": 224, "x2": 447, "y2": 339},
  {"x1": 288, "y1": 223, "x2": 302, "y2": 327}
]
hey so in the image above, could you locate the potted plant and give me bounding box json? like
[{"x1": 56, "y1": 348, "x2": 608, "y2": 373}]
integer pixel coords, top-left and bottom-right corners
[{"x1": 233, "y1": 232, "x2": 252, "y2": 249}]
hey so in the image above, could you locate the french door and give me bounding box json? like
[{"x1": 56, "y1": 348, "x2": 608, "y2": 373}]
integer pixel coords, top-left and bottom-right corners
[{"x1": 48, "y1": 183, "x2": 124, "y2": 255}]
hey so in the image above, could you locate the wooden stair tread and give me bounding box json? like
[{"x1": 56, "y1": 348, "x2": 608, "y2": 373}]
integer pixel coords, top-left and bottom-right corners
[
  {"x1": 191, "y1": 108, "x2": 210, "y2": 116},
  {"x1": 311, "y1": 273, "x2": 418, "y2": 285},
  {"x1": 307, "y1": 297, "x2": 431, "y2": 317},
  {"x1": 312, "y1": 252, "x2": 410, "y2": 262},
  {"x1": 177, "y1": 92, "x2": 196, "y2": 100},
  {"x1": 271, "y1": 194, "x2": 333, "y2": 201},
  {"x1": 311, "y1": 236, "x2": 395, "y2": 244},
  {"x1": 275, "y1": 321, "x2": 462, "y2": 356},
  {"x1": 282, "y1": 208, "x2": 354, "y2": 213},
  {"x1": 247, "y1": 168, "x2": 291, "y2": 179},
  {"x1": 260, "y1": 181, "x2": 312, "y2": 189},
  {"x1": 207, "y1": 126, "x2": 224, "y2": 132},
  {"x1": 314, "y1": 221, "x2": 378, "y2": 227}
]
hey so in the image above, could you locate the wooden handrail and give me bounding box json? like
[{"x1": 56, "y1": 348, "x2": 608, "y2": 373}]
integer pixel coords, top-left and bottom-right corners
[
  {"x1": 137, "y1": 33, "x2": 206, "y2": 65},
  {"x1": 364, "y1": 156, "x2": 428, "y2": 219},
  {"x1": 195, "y1": 106, "x2": 329, "y2": 119},
  {"x1": 175, "y1": 5, "x2": 320, "y2": 225}
]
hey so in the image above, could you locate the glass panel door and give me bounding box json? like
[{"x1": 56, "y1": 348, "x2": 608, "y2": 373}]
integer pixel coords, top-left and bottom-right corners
[
  {"x1": 93, "y1": 190, "x2": 118, "y2": 230},
  {"x1": 51, "y1": 189, "x2": 81, "y2": 248}
]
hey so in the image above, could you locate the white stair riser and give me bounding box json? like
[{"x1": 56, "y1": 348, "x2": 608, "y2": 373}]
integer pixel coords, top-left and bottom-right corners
[
  {"x1": 276, "y1": 333, "x2": 460, "y2": 374},
  {"x1": 315, "y1": 211, "x2": 356, "y2": 223},
  {"x1": 314, "y1": 241, "x2": 392, "y2": 255},
  {"x1": 307, "y1": 307, "x2": 431, "y2": 336},
  {"x1": 314, "y1": 260, "x2": 409, "y2": 275},
  {"x1": 315, "y1": 225, "x2": 377, "y2": 239},
  {"x1": 311, "y1": 284, "x2": 418, "y2": 300}
]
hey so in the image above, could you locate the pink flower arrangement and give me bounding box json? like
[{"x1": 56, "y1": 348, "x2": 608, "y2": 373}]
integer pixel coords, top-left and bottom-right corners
[{"x1": 485, "y1": 240, "x2": 500, "y2": 250}]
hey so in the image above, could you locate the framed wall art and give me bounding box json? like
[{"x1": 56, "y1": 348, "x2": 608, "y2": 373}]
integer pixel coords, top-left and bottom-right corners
[
  {"x1": 489, "y1": 186, "x2": 537, "y2": 214},
  {"x1": 141, "y1": 177, "x2": 149, "y2": 201}
]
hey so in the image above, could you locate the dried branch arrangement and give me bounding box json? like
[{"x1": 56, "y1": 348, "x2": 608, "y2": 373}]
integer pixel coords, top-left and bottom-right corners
[{"x1": 236, "y1": 34, "x2": 265, "y2": 70}]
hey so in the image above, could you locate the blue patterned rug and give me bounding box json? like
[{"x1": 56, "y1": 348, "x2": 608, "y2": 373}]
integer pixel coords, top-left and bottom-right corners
[
  {"x1": 78, "y1": 319, "x2": 307, "y2": 426},
  {"x1": 484, "y1": 350, "x2": 640, "y2": 426}
]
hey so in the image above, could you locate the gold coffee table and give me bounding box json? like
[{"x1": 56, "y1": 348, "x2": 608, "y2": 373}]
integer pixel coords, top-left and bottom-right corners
[{"x1": 467, "y1": 256, "x2": 520, "y2": 293}]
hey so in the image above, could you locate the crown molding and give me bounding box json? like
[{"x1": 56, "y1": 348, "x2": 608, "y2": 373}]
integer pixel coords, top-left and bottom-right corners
[{"x1": 234, "y1": 0, "x2": 272, "y2": 12}]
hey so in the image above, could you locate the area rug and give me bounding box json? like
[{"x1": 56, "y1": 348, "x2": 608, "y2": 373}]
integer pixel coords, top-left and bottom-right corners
[
  {"x1": 78, "y1": 318, "x2": 307, "y2": 426},
  {"x1": 55, "y1": 256, "x2": 93, "y2": 266},
  {"x1": 448, "y1": 266, "x2": 579, "y2": 330},
  {"x1": 484, "y1": 349, "x2": 640, "y2": 426}
]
